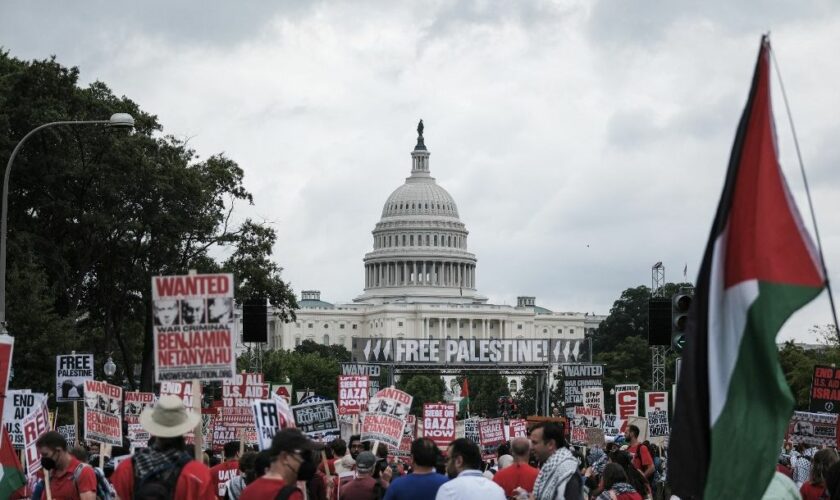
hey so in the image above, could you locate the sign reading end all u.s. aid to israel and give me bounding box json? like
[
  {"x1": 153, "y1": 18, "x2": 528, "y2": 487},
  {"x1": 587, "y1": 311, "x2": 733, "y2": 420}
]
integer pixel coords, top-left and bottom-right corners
[{"x1": 351, "y1": 338, "x2": 590, "y2": 365}]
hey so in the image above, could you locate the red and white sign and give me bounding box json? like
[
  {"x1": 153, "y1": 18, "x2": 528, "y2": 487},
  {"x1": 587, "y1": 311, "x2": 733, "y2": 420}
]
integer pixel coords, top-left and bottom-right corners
[
  {"x1": 271, "y1": 384, "x2": 293, "y2": 403},
  {"x1": 338, "y1": 375, "x2": 369, "y2": 415},
  {"x1": 0, "y1": 335, "x2": 13, "y2": 429},
  {"x1": 571, "y1": 406, "x2": 603, "y2": 445},
  {"x1": 509, "y1": 419, "x2": 528, "y2": 439},
  {"x1": 367, "y1": 387, "x2": 413, "y2": 417},
  {"x1": 423, "y1": 403, "x2": 456, "y2": 448},
  {"x1": 83, "y1": 380, "x2": 123, "y2": 446},
  {"x1": 645, "y1": 391, "x2": 668, "y2": 414},
  {"x1": 152, "y1": 273, "x2": 236, "y2": 382},
  {"x1": 615, "y1": 384, "x2": 639, "y2": 432},
  {"x1": 478, "y1": 418, "x2": 505, "y2": 448},
  {"x1": 217, "y1": 407, "x2": 255, "y2": 428},
  {"x1": 22, "y1": 397, "x2": 50, "y2": 475},
  {"x1": 160, "y1": 381, "x2": 196, "y2": 408},
  {"x1": 361, "y1": 412, "x2": 405, "y2": 448},
  {"x1": 125, "y1": 392, "x2": 156, "y2": 424}
]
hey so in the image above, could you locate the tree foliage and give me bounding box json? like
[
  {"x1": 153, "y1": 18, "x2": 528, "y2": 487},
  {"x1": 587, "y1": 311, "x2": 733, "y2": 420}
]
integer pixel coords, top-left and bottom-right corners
[
  {"x1": 0, "y1": 51, "x2": 297, "y2": 392},
  {"x1": 251, "y1": 347, "x2": 342, "y2": 403},
  {"x1": 457, "y1": 372, "x2": 510, "y2": 418},
  {"x1": 396, "y1": 374, "x2": 446, "y2": 415}
]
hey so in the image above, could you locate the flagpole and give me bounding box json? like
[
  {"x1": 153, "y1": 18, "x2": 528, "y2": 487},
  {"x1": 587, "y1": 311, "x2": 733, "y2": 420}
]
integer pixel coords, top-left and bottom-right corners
[{"x1": 769, "y1": 41, "x2": 840, "y2": 342}]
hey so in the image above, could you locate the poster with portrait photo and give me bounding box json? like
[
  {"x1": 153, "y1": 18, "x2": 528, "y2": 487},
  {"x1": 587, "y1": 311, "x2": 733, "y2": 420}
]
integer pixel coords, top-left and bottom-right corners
[
  {"x1": 55, "y1": 354, "x2": 94, "y2": 402},
  {"x1": 152, "y1": 273, "x2": 236, "y2": 382}
]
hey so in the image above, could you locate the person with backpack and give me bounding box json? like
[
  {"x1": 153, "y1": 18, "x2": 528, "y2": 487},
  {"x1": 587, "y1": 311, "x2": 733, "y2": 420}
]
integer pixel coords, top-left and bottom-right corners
[
  {"x1": 239, "y1": 428, "x2": 315, "y2": 500},
  {"x1": 110, "y1": 395, "x2": 214, "y2": 499},
  {"x1": 35, "y1": 431, "x2": 98, "y2": 500}
]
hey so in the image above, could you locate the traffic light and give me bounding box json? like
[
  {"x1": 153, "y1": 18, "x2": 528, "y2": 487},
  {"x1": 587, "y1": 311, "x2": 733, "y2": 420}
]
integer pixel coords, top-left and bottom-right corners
[
  {"x1": 648, "y1": 297, "x2": 672, "y2": 346},
  {"x1": 671, "y1": 288, "x2": 693, "y2": 351}
]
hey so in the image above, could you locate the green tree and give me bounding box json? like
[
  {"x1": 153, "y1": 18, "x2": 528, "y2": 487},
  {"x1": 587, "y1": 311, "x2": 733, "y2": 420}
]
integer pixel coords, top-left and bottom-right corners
[
  {"x1": 252, "y1": 348, "x2": 342, "y2": 403},
  {"x1": 294, "y1": 339, "x2": 351, "y2": 363},
  {"x1": 457, "y1": 372, "x2": 510, "y2": 418},
  {"x1": 396, "y1": 373, "x2": 446, "y2": 415},
  {"x1": 0, "y1": 51, "x2": 297, "y2": 392}
]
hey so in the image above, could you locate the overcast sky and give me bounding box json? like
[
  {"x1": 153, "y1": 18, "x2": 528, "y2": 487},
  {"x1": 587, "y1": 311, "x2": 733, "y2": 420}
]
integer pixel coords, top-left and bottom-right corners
[{"x1": 3, "y1": 1, "x2": 839, "y2": 342}]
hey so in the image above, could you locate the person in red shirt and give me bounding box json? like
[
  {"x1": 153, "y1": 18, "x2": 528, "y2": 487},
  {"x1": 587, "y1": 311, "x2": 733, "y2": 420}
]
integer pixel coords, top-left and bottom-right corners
[
  {"x1": 624, "y1": 425, "x2": 654, "y2": 480},
  {"x1": 110, "y1": 395, "x2": 215, "y2": 499},
  {"x1": 801, "y1": 448, "x2": 839, "y2": 500},
  {"x1": 240, "y1": 428, "x2": 316, "y2": 500},
  {"x1": 492, "y1": 437, "x2": 539, "y2": 497},
  {"x1": 340, "y1": 451, "x2": 384, "y2": 500},
  {"x1": 210, "y1": 440, "x2": 241, "y2": 498},
  {"x1": 36, "y1": 431, "x2": 97, "y2": 500}
]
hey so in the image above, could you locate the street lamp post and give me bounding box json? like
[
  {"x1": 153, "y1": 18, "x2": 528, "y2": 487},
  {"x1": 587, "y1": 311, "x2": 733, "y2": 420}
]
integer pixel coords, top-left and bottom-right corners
[
  {"x1": 104, "y1": 356, "x2": 117, "y2": 379},
  {"x1": 0, "y1": 114, "x2": 135, "y2": 332}
]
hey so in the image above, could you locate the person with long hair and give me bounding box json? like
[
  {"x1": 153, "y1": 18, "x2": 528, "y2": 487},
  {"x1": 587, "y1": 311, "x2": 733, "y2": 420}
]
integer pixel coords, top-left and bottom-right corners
[
  {"x1": 608, "y1": 451, "x2": 651, "y2": 499},
  {"x1": 801, "y1": 448, "x2": 840, "y2": 500},
  {"x1": 597, "y1": 463, "x2": 643, "y2": 500}
]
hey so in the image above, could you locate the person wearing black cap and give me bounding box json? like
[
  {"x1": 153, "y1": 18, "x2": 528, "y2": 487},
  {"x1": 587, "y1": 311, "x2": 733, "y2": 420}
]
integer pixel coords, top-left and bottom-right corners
[
  {"x1": 240, "y1": 428, "x2": 316, "y2": 500},
  {"x1": 340, "y1": 450, "x2": 386, "y2": 500}
]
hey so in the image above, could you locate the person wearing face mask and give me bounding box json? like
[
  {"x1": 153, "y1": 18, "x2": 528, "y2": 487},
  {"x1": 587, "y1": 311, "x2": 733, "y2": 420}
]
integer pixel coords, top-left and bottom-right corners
[
  {"x1": 239, "y1": 428, "x2": 314, "y2": 500},
  {"x1": 35, "y1": 431, "x2": 98, "y2": 500}
]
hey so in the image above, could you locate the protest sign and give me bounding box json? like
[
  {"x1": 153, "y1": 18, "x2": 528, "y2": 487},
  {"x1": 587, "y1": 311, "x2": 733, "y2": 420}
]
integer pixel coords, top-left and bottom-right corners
[
  {"x1": 582, "y1": 387, "x2": 605, "y2": 415},
  {"x1": 160, "y1": 381, "x2": 196, "y2": 408},
  {"x1": 361, "y1": 387, "x2": 413, "y2": 448},
  {"x1": 367, "y1": 387, "x2": 413, "y2": 418},
  {"x1": 478, "y1": 418, "x2": 505, "y2": 448},
  {"x1": 464, "y1": 417, "x2": 481, "y2": 445},
  {"x1": 128, "y1": 423, "x2": 150, "y2": 452},
  {"x1": 83, "y1": 380, "x2": 123, "y2": 446},
  {"x1": 57, "y1": 424, "x2": 76, "y2": 448},
  {"x1": 352, "y1": 338, "x2": 590, "y2": 364},
  {"x1": 627, "y1": 416, "x2": 649, "y2": 441},
  {"x1": 341, "y1": 363, "x2": 381, "y2": 397},
  {"x1": 4, "y1": 390, "x2": 46, "y2": 449},
  {"x1": 270, "y1": 383, "x2": 293, "y2": 403},
  {"x1": 125, "y1": 392, "x2": 156, "y2": 424},
  {"x1": 0, "y1": 336, "x2": 12, "y2": 423},
  {"x1": 338, "y1": 375, "x2": 369, "y2": 416},
  {"x1": 22, "y1": 398, "x2": 50, "y2": 476},
  {"x1": 788, "y1": 411, "x2": 840, "y2": 447},
  {"x1": 645, "y1": 392, "x2": 669, "y2": 438},
  {"x1": 561, "y1": 364, "x2": 604, "y2": 415},
  {"x1": 292, "y1": 400, "x2": 340, "y2": 442},
  {"x1": 152, "y1": 273, "x2": 236, "y2": 381},
  {"x1": 361, "y1": 413, "x2": 405, "y2": 448},
  {"x1": 571, "y1": 406, "x2": 603, "y2": 445},
  {"x1": 603, "y1": 414, "x2": 621, "y2": 438},
  {"x1": 615, "y1": 384, "x2": 640, "y2": 432},
  {"x1": 216, "y1": 407, "x2": 254, "y2": 428},
  {"x1": 223, "y1": 372, "x2": 269, "y2": 407},
  {"x1": 55, "y1": 353, "x2": 94, "y2": 402},
  {"x1": 810, "y1": 365, "x2": 840, "y2": 413},
  {"x1": 252, "y1": 400, "x2": 280, "y2": 450},
  {"x1": 271, "y1": 392, "x2": 296, "y2": 429},
  {"x1": 423, "y1": 403, "x2": 456, "y2": 449},
  {"x1": 393, "y1": 415, "x2": 416, "y2": 458},
  {"x1": 509, "y1": 419, "x2": 528, "y2": 439}
]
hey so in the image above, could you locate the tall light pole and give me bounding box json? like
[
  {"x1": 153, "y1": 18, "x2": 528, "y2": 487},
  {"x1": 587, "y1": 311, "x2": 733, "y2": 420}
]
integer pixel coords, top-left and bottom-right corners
[{"x1": 0, "y1": 113, "x2": 135, "y2": 332}]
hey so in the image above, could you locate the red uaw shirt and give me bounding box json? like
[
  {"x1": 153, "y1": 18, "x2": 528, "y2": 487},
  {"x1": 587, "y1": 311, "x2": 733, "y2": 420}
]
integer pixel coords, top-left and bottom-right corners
[{"x1": 210, "y1": 459, "x2": 240, "y2": 498}]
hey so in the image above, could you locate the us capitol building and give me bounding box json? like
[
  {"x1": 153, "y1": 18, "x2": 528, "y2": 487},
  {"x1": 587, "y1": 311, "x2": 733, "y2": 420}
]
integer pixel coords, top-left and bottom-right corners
[{"x1": 239, "y1": 122, "x2": 604, "y2": 390}]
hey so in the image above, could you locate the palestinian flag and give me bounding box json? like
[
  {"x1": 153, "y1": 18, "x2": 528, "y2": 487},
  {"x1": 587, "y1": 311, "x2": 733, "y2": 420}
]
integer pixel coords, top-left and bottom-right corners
[
  {"x1": 668, "y1": 36, "x2": 826, "y2": 499},
  {"x1": 459, "y1": 378, "x2": 470, "y2": 416},
  {"x1": 0, "y1": 427, "x2": 26, "y2": 498}
]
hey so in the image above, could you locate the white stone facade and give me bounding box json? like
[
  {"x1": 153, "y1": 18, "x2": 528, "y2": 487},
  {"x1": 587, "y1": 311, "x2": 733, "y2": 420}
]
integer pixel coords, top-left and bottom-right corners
[{"x1": 235, "y1": 123, "x2": 605, "y2": 372}]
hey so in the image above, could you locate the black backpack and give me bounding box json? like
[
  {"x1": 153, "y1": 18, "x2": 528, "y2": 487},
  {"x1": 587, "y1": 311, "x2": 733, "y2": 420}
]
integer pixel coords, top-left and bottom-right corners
[{"x1": 132, "y1": 452, "x2": 192, "y2": 500}]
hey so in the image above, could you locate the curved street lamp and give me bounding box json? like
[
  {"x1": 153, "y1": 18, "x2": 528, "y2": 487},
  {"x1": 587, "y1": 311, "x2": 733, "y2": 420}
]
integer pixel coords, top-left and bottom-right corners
[{"x1": 0, "y1": 114, "x2": 135, "y2": 332}]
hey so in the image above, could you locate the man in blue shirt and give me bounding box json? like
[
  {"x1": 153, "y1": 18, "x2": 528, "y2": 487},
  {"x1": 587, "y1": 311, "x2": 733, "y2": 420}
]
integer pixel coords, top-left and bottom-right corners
[{"x1": 385, "y1": 438, "x2": 448, "y2": 500}]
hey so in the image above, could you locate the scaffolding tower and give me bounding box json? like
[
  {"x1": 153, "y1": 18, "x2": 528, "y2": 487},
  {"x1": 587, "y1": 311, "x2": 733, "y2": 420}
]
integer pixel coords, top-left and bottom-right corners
[{"x1": 651, "y1": 262, "x2": 667, "y2": 391}]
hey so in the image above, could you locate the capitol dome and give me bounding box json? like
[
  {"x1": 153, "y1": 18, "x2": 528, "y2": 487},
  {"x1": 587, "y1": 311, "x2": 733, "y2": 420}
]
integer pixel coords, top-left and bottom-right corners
[{"x1": 355, "y1": 121, "x2": 485, "y2": 304}]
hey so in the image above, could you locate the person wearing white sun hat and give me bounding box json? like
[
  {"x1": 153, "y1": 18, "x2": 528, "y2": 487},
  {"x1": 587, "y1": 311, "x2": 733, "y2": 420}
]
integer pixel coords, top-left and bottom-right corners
[{"x1": 110, "y1": 395, "x2": 215, "y2": 499}]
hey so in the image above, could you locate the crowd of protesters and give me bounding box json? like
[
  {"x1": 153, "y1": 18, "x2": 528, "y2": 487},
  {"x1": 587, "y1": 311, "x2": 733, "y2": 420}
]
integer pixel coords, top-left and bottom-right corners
[{"x1": 19, "y1": 394, "x2": 840, "y2": 499}]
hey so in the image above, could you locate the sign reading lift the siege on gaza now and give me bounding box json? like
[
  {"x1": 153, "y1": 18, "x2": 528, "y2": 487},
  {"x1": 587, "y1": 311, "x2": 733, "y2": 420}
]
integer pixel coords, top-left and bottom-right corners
[{"x1": 152, "y1": 273, "x2": 236, "y2": 382}]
